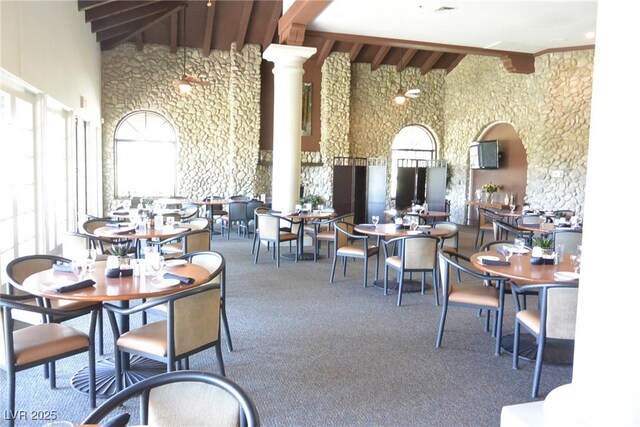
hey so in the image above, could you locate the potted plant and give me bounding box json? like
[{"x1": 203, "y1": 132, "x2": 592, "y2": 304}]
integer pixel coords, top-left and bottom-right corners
[
  {"x1": 531, "y1": 237, "x2": 554, "y2": 264},
  {"x1": 108, "y1": 243, "x2": 131, "y2": 266},
  {"x1": 481, "y1": 182, "x2": 501, "y2": 203},
  {"x1": 299, "y1": 194, "x2": 325, "y2": 210}
]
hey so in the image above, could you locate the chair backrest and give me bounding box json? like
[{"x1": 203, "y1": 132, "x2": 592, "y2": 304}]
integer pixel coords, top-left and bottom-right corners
[
  {"x1": 62, "y1": 231, "x2": 90, "y2": 260},
  {"x1": 228, "y1": 202, "x2": 248, "y2": 221},
  {"x1": 544, "y1": 285, "x2": 579, "y2": 340},
  {"x1": 183, "y1": 229, "x2": 211, "y2": 253},
  {"x1": 230, "y1": 195, "x2": 249, "y2": 201},
  {"x1": 82, "y1": 370, "x2": 259, "y2": 427},
  {"x1": 253, "y1": 207, "x2": 270, "y2": 228},
  {"x1": 180, "y1": 203, "x2": 199, "y2": 220},
  {"x1": 334, "y1": 221, "x2": 354, "y2": 250},
  {"x1": 517, "y1": 214, "x2": 543, "y2": 226},
  {"x1": 183, "y1": 251, "x2": 225, "y2": 288},
  {"x1": 186, "y1": 217, "x2": 210, "y2": 230},
  {"x1": 170, "y1": 285, "x2": 221, "y2": 356},
  {"x1": 82, "y1": 218, "x2": 109, "y2": 235},
  {"x1": 553, "y1": 230, "x2": 582, "y2": 255},
  {"x1": 163, "y1": 212, "x2": 182, "y2": 223},
  {"x1": 6, "y1": 255, "x2": 70, "y2": 299},
  {"x1": 256, "y1": 213, "x2": 280, "y2": 240},
  {"x1": 246, "y1": 200, "x2": 264, "y2": 221},
  {"x1": 554, "y1": 210, "x2": 575, "y2": 220},
  {"x1": 401, "y1": 236, "x2": 439, "y2": 269},
  {"x1": 433, "y1": 221, "x2": 458, "y2": 250}
]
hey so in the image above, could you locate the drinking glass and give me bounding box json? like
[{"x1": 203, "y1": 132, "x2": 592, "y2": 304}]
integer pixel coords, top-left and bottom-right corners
[
  {"x1": 317, "y1": 204, "x2": 324, "y2": 212},
  {"x1": 150, "y1": 255, "x2": 165, "y2": 282},
  {"x1": 85, "y1": 248, "x2": 97, "y2": 272},
  {"x1": 514, "y1": 237, "x2": 526, "y2": 254},
  {"x1": 409, "y1": 217, "x2": 418, "y2": 231},
  {"x1": 503, "y1": 245, "x2": 514, "y2": 262},
  {"x1": 71, "y1": 260, "x2": 85, "y2": 280},
  {"x1": 372, "y1": 215, "x2": 379, "y2": 226},
  {"x1": 166, "y1": 216, "x2": 175, "y2": 226},
  {"x1": 570, "y1": 254, "x2": 581, "y2": 273}
]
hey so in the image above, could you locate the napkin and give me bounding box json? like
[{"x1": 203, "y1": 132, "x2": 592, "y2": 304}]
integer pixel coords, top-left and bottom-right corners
[
  {"x1": 419, "y1": 230, "x2": 431, "y2": 236},
  {"x1": 52, "y1": 263, "x2": 73, "y2": 272},
  {"x1": 115, "y1": 228, "x2": 135, "y2": 235},
  {"x1": 107, "y1": 222, "x2": 123, "y2": 227},
  {"x1": 163, "y1": 272, "x2": 195, "y2": 284},
  {"x1": 481, "y1": 259, "x2": 511, "y2": 266},
  {"x1": 55, "y1": 279, "x2": 96, "y2": 293},
  {"x1": 358, "y1": 224, "x2": 376, "y2": 228}
]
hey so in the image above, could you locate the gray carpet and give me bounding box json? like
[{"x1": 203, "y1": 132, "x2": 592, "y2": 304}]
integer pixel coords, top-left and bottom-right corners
[{"x1": 0, "y1": 226, "x2": 572, "y2": 426}]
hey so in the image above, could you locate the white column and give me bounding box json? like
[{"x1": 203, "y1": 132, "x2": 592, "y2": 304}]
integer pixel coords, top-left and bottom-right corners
[{"x1": 263, "y1": 44, "x2": 316, "y2": 212}]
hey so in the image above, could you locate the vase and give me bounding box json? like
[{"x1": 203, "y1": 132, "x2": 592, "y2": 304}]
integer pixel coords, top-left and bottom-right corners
[{"x1": 487, "y1": 192, "x2": 494, "y2": 203}]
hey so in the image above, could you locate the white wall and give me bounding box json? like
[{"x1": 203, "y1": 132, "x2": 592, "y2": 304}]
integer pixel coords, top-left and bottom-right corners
[{"x1": 0, "y1": 0, "x2": 101, "y2": 121}]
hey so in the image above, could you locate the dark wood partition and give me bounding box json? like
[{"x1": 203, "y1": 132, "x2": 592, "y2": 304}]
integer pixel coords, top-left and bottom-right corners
[
  {"x1": 395, "y1": 159, "x2": 428, "y2": 209},
  {"x1": 333, "y1": 157, "x2": 367, "y2": 224}
]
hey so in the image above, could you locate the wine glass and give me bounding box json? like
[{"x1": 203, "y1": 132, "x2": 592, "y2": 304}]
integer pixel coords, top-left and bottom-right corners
[
  {"x1": 372, "y1": 215, "x2": 379, "y2": 226},
  {"x1": 514, "y1": 237, "x2": 526, "y2": 254},
  {"x1": 150, "y1": 255, "x2": 165, "y2": 282},
  {"x1": 85, "y1": 248, "x2": 97, "y2": 273},
  {"x1": 409, "y1": 217, "x2": 418, "y2": 231},
  {"x1": 569, "y1": 254, "x2": 581, "y2": 273},
  {"x1": 71, "y1": 260, "x2": 85, "y2": 280},
  {"x1": 503, "y1": 245, "x2": 514, "y2": 262},
  {"x1": 509, "y1": 203, "x2": 516, "y2": 214}
]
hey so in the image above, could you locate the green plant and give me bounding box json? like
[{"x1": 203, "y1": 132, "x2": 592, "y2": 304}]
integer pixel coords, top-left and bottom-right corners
[
  {"x1": 108, "y1": 243, "x2": 129, "y2": 257},
  {"x1": 299, "y1": 194, "x2": 325, "y2": 208},
  {"x1": 482, "y1": 182, "x2": 501, "y2": 193},
  {"x1": 532, "y1": 237, "x2": 553, "y2": 248}
]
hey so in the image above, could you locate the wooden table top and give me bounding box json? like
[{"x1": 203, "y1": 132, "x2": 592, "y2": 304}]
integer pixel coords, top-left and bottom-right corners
[
  {"x1": 20, "y1": 261, "x2": 211, "y2": 302},
  {"x1": 470, "y1": 250, "x2": 577, "y2": 284},
  {"x1": 94, "y1": 224, "x2": 194, "y2": 240},
  {"x1": 354, "y1": 223, "x2": 450, "y2": 238},
  {"x1": 283, "y1": 211, "x2": 336, "y2": 220},
  {"x1": 383, "y1": 209, "x2": 450, "y2": 220}
]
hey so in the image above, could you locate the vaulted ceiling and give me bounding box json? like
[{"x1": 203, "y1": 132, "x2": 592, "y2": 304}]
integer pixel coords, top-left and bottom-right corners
[{"x1": 78, "y1": 0, "x2": 596, "y2": 75}]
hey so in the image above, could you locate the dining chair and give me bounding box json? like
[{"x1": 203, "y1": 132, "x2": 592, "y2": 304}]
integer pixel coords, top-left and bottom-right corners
[
  {"x1": 180, "y1": 202, "x2": 199, "y2": 221},
  {"x1": 382, "y1": 235, "x2": 440, "y2": 306},
  {"x1": 251, "y1": 207, "x2": 271, "y2": 255},
  {"x1": 103, "y1": 281, "x2": 225, "y2": 393},
  {"x1": 82, "y1": 370, "x2": 259, "y2": 427},
  {"x1": 436, "y1": 249, "x2": 508, "y2": 355},
  {"x1": 553, "y1": 230, "x2": 582, "y2": 256},
  {"x1": 433, "y1": 221, "x2": 460, "y2": 281},
  {"x1": 82, "y1": 218, "x2": 135, "y2": 256},
  {"x1": 245, "y1": 199, "x2": 264, "y2": 238},
  {"x1": 221, "y1": 202, "x2": 249, "y2": 239},
  {"x1": 307, "y1": 213, "x2": 354, "y2": 261},
  {"x1": 475, "y1": 207, "x2": 499, "y2": 248},
  {"x1": 511, "y1": 282, "x2": 579, "y2": 397},
  {"x1": 329, "y1": 221, "x2": 379, "y2": 288},
  {"x1": 184, "y1": 217, "x2": 210, "y2": 230},
  {"x1": 5, "y1": 255, "x2": 104, "y2": 354},
  {"x1": 493, "y1": 219, "x2": 534, "y2": 243},
  {"x1": 1, "y1": 292, "x2": 98, "y2": 426},
  {"x1": 229, "y1": 195, "x2": 250, "y2": 201},
  {"x1": 149, "y1": 229, "x2": 210, "y2": 257},
  {"x1": 253, "y1": 213, "x2": 300, "y2": 267}
]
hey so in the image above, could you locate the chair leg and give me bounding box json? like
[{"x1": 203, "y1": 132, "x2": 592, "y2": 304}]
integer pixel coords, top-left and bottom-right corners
[
  {"x1": 363, "y1": 256, "x2": 368, "y2": 287},
  {"x1": 342, "y1": 257, "x2": 347, "y2": 277},
  {"x1": 254, "y1": 239, "x2": 261, "y2": 264},
  {"x1": 276, "y1": 244, "x2": 280, "y2": 268},
  {"x1": 330, "y1": 254, "x2": 338, "y2": 283},
  {"x1": 221, "y1": 306, "x2": 233, "y2": 352},
  {"x1": 532, "y1": 336, "x2": 545, "y2": 397},
  {"x1": 436, "y1": 302, "x2": 448, "y2": 348},
  {"x1": 98, "y1": 309, "x2": 104, "y2": 356},
  {"x1": 421, "y1": 272, "x2": 426, "y2": 295},
  {"x1": 397, "y1": 270, "x2": 404, "y2": 306},
  {"x1": 49, "y1": 362, "x2": 56, "y2": 388},
  {"x1": 384, "y1": 265, "x2": 389, "y2": 295},
  {"x1": 513, "y1": 321, "x2": 521, "y2": 369},
  {"x1": 215, "y1": 342, "x2": 226, "y2": 376},
  {"x1": 7, "y1": 369, "x2": 15, "y2": 427}
]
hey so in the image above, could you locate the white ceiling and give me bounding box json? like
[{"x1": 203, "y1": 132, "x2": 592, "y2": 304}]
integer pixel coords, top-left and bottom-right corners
[{"x1": 285, "y1": 0, "x2": 598, "y2": 54}]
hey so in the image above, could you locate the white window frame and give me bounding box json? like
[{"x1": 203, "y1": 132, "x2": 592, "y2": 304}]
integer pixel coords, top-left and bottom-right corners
[{"x1": 390, "y1": 125, "x2": 438, "y2": 197}]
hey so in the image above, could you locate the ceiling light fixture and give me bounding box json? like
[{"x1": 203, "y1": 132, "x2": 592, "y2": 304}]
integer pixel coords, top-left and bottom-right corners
[
  {"x1": 207, "y1": 0, "x2": 212, "y2": 6},
  {"x1": 585, "y1": 31, "x2": 595, "y2": 39},
  {"x1": 394, "y1": 90, "x2": 407, "y2": 106}
]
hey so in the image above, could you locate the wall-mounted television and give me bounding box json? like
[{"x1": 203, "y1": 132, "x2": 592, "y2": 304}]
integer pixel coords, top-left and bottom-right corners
[{"x1": 470, "y1": 140, "x2": 499, "y2": 169}]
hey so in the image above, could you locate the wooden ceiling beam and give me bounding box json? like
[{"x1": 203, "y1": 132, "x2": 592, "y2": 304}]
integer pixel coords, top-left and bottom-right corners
[
  {"x1": 235, "y1": 0, "x2": 254, "y2": 52},
  {"x1": 96, "y1": 24, "x2": 131, "y2": 42},
  {"x1": 262, "y1": 1, "x2": 282, "y2": 50},
  {"x1": 170, "y1": 11, "x2": 178, "y2": 53},
  {"x1": 397, "y1": 48, "x2": 417, "y2": 72},
  {"x1": 91, "y1": 1, "x2": 185, "y2": 33},
  {"x1": 316, "y1": 39, "x2": 335, "y2": 65},
  {"x1": 420, "y1": 51, "x2": 443, "y2": 74},
  {"x1": 502, "y1": 53, "x2": 535, "y2": 74},
  {"x1": 370, "y1": 45, "x2": 390, "y2": 71},
  {"x1": 446, "y1": 54, "x2": 466, "y2": 73},
  {"x1": 78, "y1": 0, "x2": 112, "y2": 12},
  {"x1": 349, "y1": 42, "x2": 363, "y2": 62},
  {"x1": 84, "y1": 1, "x2": 157, "y2": 23},
  {"x1": 100, "y1": 6, "x2": 182, "y2": 51},
  {"x1": 202, "y1": 2, "x2": 216, "y2": 57},
  {"x1": 278, "y1": 0, "x2": 331, "y2": 46}
]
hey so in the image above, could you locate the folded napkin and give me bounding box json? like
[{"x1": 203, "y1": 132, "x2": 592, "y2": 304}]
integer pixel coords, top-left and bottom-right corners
[
  {"x1": 52, "y1": 263, "x2": 73, "y2": 272},
  {"x1": 358, "y1": 224, "x2": 376, "y2": 228},
  {"x1": 107, "y1": 222, "x2": 123, "y2": 227},
  {"x1": 163, "y1": 272, "x2": 195, "y2": 284},
  {"x1": 481, "y1": 259, "x2": 511, "y2": 266},
  {"x1": 55, "y1": 279, "x2": 96, "y2": 293},
  {"x1": 115, "y1": 228, "x2": 135, "y2": 235},
  {"x1": 419, "y1": 230, "x2": 431, "y2": 236}
]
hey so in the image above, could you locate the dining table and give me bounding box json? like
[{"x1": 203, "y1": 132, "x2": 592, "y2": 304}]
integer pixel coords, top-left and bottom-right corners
[
  {"x1": 19, "y1": 260, "x2": 212, "y2": 397},
  {"x1": 383, "y1": 209, "x2": 451, "y2": 224},
  {"x1": 93, "y1": 223, "x2": 195, "y2": 258},
  {"x1": 354, "y1": 223, "x2": 450, "y2": 292},
  {"x1": 279, "y1": 211, "x2": 336, "y2": 261},
  {"x1": 471, "y1": 248, "x2": 579, "y2": 364}
]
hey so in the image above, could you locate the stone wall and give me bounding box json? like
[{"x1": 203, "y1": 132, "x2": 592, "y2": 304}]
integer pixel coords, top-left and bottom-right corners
[
  {"x1": 444, "y1": 50, "x2": 593, "y2": 222},
  {"x1": 101, "y1": 43, "x2": 261, "y2": 212}
]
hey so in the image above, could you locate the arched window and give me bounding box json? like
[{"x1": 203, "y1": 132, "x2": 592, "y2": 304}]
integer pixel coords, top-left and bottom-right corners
[
  {"x1": 390, "y1": 125, "x2": 437, "y2": 197},
  {"x1": 114, "y1": 111, "x2": 177, "y2": 198}
]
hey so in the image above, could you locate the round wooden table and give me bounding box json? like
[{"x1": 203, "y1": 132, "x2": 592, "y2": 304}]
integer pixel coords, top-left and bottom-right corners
[
  {"x1": 383, "y1": 209, "x2": 450, "y2": 223},
  {"x1": 94, "y1": 224, "x2": 195, "y2": 257},
  {"x1": 280, "y1": 211, "x2": 336, "y2": 260},
  {"x1": 471, "y1": 249, "x2": 578, "y2": 363},
  {"x1": 21, "y1": 261, "x2": 211, "y2": 396}
]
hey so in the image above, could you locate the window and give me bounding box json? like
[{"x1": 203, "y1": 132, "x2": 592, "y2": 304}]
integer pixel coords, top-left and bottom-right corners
[
  {"x1": 390, "y1": 125, "x2": 437, "y2": 197},
  {"x1": 115, "y1": 111, "x2": 177, "y2": 198}
]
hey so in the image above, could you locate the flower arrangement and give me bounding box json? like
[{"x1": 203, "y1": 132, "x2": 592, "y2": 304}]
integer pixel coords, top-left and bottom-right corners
[
  {"x1": 299, "y1": 194, "x2": 325, "y2": 209},
  {"x1": 482, "y1": 182, "x2": 501, "y2": 194}
]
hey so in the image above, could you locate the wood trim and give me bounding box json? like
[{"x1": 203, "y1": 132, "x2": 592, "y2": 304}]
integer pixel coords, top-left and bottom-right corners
[
  {"x1": 170, "y1": 12, "x2": 178, "y2": 53},
  {"x1": 91, "y1": 1, "x2": 185, "y2": 33},
  {"x1": 349, "y1": 42, "x2": 363, "y2": 62},
  {"x1": 371, "y1": 45, "x2": 390, "y2": 71},
  {"x1": 278, "y1": 0, "x2": 331, "y2": 45},
  {"x1": 501, "y1": 53, "x2": 535, "y2": 74},
  {"x1": 78, "y1": 0, "x2": 111, "y2": 12},
  {"x1": 534, "y1": 45, "x2": 595, "y2": 56},
  {"x1": 397, "y1": 48, "x2": 417, "y2": 72},
  {"x1": 420, "y1": 51, "x2": 442, "y2": 74},
  {"x1": 100, "y1": 6, "x2": 182, "y2": 51},
  {"x1": 135, "y1": 33, "x2": 144, "y2": 51},
  {"x1": 96, "y1": 25, "x2": 131, "y2": 42},
  {"x1": 316, "y1": 39, "x2": 335, "y2": 65},
  {"x1": 235, "y1": 0, "x2": 254, "y2": 52},
  {"x1": 262, "y1": 1, "x2": 281, "y2": 49},
  {"x1": 202, "y1": 2, "x2": 216, "y2": 57},
  {"x1": 305, "y1": 30, "x2": 524, "y2": 58},
  {"x1": 445, "y1": 54, "x2": 466, "y2": 73},
  {"x1": 84, "y1": 1, "x2": 157, "y2": 23}
]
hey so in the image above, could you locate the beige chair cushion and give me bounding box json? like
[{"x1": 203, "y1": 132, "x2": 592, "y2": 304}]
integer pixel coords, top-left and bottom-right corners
[
  {"x1": 449, "y1": 283, "x2": 499, "y2": 307},
  {"x1": 516, "y1": 309, "x2": 541, "y2": 335},
  {"x1": 118, "y1": 321, "x2": 169, "y2": 357},
  {"x1": 337, "y1": 244, "x2": 378, "y2": 258},
  {"x1": 12, "y1": 323, "x2": 89, "y2": 366},
  {"x1": 148, "y1": 382, "x2": 240, "y2": 427},
  {"x1": 316, "y1": 230, "x2": 334, "y2": 241},
  {"x1": 278, "y1": 232, "x2": 298, "y2": 242}
]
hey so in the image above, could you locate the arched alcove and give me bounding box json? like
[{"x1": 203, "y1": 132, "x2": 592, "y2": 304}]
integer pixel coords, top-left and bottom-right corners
[{"x1": 470, "y1": 122, "x2": 527, "y2": 207}]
